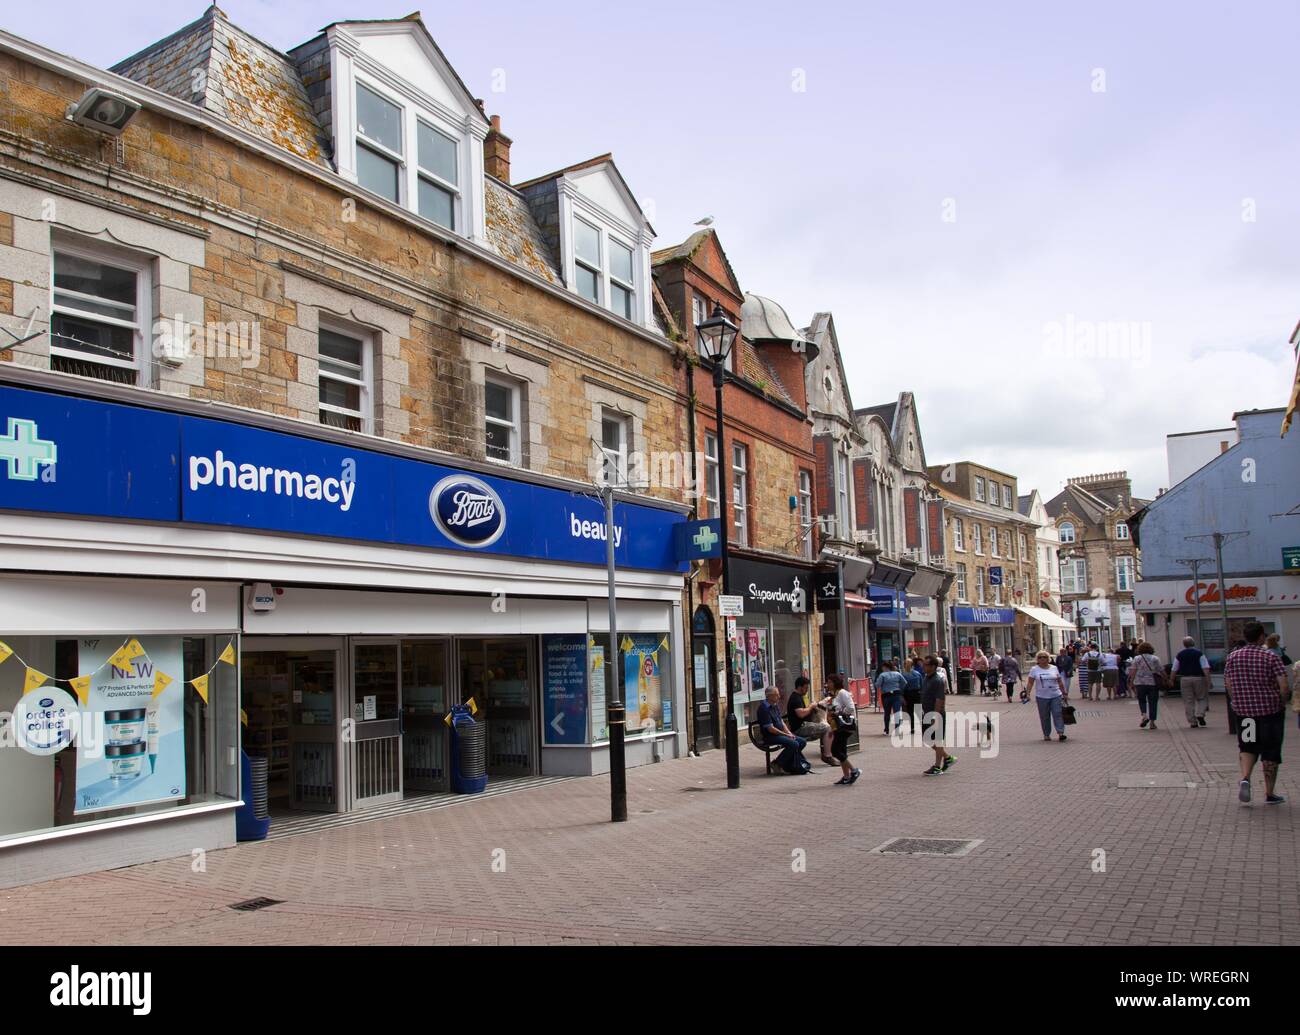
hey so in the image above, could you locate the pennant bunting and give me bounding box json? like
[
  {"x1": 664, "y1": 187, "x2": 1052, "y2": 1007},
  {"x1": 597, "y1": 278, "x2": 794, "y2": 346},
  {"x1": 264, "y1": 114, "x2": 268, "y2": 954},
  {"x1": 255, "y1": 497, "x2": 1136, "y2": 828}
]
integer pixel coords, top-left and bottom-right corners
[
  {"x1": 152, "y1": 670, "x2": 174, "y2": 698},
  {"x1": 218, "y1": 642, "x2": 236, "y2": 666},
  {"x1": 0, "y1": 640, "x2": 12, "y2": 666},
  {"x1": 69, "y1": 675, "x2": 92, "y2": 706},
  {"x1": 191, "y1": 673, "x2": 210, "y2": 704},
  {"x1": 22, "y1": 667, "x2": 49, "y2": 696},
  {"x1": 240, "y1": 709, "x2": 249, "y2": 727}
]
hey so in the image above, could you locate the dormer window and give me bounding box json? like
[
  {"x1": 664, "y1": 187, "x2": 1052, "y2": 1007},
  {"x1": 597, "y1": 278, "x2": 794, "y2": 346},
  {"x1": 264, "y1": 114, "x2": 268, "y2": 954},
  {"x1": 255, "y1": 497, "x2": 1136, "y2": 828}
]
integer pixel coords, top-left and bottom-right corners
[
  {"x1": 417, "y1": 121, "x2": 458, "y2": 230},
  {"x1": 574, "y1": 218, "x2": 601, "y2": 303},
  {"x1": 570, "y1": 216, "x2": 637, "y2": 320},
  {"x1": 355, "y1": 82, "x2": 403, "y2": 202},
  {"x1": 609, "y1": 239, "x2": 635, "y2": 320}
]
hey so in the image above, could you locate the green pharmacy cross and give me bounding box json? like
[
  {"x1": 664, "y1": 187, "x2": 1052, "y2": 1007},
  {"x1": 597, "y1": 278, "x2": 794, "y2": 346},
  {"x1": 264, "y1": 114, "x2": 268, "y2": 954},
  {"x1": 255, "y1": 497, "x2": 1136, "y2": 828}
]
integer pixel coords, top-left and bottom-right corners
[
  {"x1": 693, "y1": 524, "x2": 719, "y2": 554},
  {"x1": 0, "y1": 418, "x2": 57, "y2": 480}
]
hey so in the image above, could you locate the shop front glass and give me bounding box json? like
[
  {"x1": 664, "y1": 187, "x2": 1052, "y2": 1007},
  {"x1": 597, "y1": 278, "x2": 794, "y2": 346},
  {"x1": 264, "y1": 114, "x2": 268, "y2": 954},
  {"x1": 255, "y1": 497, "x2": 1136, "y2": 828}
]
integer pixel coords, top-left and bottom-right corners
[{"x1": 0, "y1": 633, "x2": 239, "y2": 843}]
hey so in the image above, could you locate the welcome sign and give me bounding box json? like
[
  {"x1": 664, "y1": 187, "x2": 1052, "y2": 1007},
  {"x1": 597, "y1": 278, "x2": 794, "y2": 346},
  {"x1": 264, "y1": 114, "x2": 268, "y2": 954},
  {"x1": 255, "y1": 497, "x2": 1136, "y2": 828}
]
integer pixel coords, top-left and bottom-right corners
[{"x1": 0, "y1": 385, "x2": 685, "y2": 573}]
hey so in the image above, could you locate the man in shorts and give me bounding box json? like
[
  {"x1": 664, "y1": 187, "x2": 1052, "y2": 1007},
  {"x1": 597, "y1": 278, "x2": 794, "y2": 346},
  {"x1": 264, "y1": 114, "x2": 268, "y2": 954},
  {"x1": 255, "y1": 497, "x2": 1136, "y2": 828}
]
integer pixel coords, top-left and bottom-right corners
[
  {"x1": 920, "y1": 655, "x2": 955, "y2": 775},
  {"x1": 1225, "y1": 621, "x2": 1292, "y2": 804}
]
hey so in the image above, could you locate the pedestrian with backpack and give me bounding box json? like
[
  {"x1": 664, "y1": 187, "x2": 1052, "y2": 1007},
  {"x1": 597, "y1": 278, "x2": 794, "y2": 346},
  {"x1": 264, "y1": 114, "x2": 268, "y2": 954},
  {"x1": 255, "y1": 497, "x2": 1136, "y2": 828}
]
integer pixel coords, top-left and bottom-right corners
[{"x1": 1083, "y1": 643, "x2": 1103, "y2": 701}]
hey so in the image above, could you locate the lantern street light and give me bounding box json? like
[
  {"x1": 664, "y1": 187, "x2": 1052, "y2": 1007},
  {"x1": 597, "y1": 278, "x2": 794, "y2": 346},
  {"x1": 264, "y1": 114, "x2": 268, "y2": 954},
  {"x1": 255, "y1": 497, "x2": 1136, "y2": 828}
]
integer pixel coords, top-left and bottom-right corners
[{"x1": 696, "y1": 303, "x2": 742, "y2": 789}]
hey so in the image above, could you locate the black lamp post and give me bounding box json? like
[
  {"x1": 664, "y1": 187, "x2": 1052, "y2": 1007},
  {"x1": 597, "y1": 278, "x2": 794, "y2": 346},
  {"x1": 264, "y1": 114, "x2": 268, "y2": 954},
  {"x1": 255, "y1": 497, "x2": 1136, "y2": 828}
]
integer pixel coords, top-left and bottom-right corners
[{"x1": 696, "y1": 303, "x2": 741, "y2": 789}]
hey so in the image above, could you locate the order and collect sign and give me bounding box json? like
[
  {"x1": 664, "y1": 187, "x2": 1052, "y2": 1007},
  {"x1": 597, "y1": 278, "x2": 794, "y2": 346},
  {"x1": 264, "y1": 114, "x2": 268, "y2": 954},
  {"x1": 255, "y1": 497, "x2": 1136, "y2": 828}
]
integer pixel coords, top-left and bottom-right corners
[{"x1": 74, "y1": 636, "x2": 186, "y2": 815}]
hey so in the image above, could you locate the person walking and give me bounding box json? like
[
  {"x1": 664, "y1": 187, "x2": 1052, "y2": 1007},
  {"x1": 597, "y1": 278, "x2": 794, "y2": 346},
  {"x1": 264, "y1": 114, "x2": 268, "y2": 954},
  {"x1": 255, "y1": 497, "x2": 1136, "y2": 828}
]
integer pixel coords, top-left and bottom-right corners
[
  {"x1": 987, "y1": 649, "x2": 1003, "y2": 698},
  {"x1": 1116, "y1": 640, "x2": 1134, "y2": 698},
  {"x1": 1001, "y1": 650, "x2": 1021, "y2": 702},
  {"x1": 1172, "y1": 636, "x2": 1211, "y2": 728},
  {"x1": 1101, "y1": 646, "x2": 1120, "y2": 701},
  {"x1": 1082, "y1": 642, "x2": 1103, "y2": 701},
  {"x1": 920, "y1": 655, "x2": 955, "y2": 775},
  {"x1": 1129, "y1": 642, "x2": 1165, "y2": 730},
  {"x1": 972, "y1": 649, "x2": 989, "y2": 695},
  {"x1": 1056, "y1": 646, "x2": 1075, "y2": 698},
  {"x1": 823, "y1": 674, "x2": 861, "y2": 786},
  {"x1": 1027, "y1": 650, "x2": 1068, "y2": 741},
  {"x1": 874, "y1": 659, "x2": 908, "y2": 736},
  {"x1": 903, "y1": 657, "x2": 924, "y2": 733},
  {"x1": 1225, "y1": 621, "x2": 1291, "y2": 805}
]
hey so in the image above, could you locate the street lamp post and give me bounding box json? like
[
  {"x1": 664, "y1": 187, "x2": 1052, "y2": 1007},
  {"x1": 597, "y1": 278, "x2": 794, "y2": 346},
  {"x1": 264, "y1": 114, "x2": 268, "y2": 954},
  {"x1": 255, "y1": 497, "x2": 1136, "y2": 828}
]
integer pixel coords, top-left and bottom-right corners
[{"x1": 696, "y1": 304, "x2": 741, "y2": 790}]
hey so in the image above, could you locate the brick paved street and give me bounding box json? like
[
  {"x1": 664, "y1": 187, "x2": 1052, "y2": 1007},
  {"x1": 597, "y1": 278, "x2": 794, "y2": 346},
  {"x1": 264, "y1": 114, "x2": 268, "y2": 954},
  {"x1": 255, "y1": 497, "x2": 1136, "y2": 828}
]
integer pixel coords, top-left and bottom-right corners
[{"x1": 4, "y1": 691, "x2": 1298, "y2": 946}]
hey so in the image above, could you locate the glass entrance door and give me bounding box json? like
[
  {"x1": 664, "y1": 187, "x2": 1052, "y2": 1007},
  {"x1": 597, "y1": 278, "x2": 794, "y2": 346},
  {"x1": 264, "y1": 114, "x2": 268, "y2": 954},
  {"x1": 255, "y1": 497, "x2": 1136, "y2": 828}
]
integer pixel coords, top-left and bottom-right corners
[
  {"x1": 458, "y1": 638, "x2": 534, "y2": 776},
  {"x1": 351, "y1": 641, "x2": 403, "y2": 808},
  {"x1": 402, "y1": 640, "x2": 448, "y2": 792}
]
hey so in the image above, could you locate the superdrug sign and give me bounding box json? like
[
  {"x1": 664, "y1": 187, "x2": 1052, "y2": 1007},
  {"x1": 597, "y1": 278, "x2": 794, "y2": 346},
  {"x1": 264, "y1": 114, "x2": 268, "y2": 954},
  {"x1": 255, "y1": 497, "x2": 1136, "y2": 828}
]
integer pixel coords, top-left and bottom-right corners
[{"x1": 727, "y1": 557, "x2": 815, "y2": 615}]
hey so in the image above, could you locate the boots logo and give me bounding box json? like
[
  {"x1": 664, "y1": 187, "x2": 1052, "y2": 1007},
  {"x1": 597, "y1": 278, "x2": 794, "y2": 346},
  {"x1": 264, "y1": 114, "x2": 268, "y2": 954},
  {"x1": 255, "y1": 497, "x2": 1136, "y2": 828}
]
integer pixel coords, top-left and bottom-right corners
[{"x1": 429, "y1": 475, "x2": 506, "y2": 547}]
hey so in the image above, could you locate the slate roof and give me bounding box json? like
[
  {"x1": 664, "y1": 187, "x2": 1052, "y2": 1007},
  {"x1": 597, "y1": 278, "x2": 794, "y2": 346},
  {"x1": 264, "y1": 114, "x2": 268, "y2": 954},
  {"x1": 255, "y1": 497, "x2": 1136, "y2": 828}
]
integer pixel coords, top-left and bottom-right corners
[
  {"x1": 110, "y1": 7, "x2": 568, "y2": 290},
  {"x1": 651, "y1": 229, "x2": 743, "y2": 298},
  {"x1": 855, "y1": 401, "x2": 898, "y2": 433},
  {"x1": 112, "y1": 5, "x2": 328, "y2": 166}
]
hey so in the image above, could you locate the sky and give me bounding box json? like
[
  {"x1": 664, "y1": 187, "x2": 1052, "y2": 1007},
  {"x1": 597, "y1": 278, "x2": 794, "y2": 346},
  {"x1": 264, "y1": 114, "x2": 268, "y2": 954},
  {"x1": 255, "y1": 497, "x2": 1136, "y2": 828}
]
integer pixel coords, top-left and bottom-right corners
[{"x1": 13, "y1": 0, "x2": 1299, "y2": 501}]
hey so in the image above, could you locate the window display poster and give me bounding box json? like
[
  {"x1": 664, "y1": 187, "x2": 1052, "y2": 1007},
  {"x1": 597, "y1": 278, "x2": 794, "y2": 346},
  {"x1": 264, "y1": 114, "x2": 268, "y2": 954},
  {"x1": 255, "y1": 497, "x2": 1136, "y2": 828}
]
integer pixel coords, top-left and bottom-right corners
[
  {"x1": 75, "y1": 636, "x2": 186, "y2": 815},
  {"x1": 623, "y1": 635, "x2": 664, "y2": 733},
  {"x1": 589, "y1": 643, "x2": 607, "y2": 741},
  {"x1": 542, "y1": 634, "x2": 588, "y2": 746},
  {"x1": 746, "y1": 628, "x2": 769, "y2": 701}
]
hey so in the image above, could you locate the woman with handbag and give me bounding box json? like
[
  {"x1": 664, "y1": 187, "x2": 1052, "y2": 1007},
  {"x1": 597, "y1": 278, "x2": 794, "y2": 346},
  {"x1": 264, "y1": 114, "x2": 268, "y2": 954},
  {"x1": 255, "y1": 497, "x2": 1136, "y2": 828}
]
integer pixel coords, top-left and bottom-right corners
[
  {"x1": 823, "y1": 674, "x2": 861, "y2": 785},
  {"x1": 1128, "y1": 642, "x2": 1165, "y2": 730},
  {"x1": 1027, "y1": 650, "x2": 1069, "y2": 741}
]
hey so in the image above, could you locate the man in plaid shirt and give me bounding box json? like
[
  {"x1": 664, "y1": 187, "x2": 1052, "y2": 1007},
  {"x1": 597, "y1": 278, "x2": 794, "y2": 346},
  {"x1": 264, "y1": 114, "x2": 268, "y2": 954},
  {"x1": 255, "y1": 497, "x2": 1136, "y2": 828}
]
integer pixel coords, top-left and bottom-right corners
[{"x1": 1225, "y1": 622, "x2": 1292, "y2": 804}]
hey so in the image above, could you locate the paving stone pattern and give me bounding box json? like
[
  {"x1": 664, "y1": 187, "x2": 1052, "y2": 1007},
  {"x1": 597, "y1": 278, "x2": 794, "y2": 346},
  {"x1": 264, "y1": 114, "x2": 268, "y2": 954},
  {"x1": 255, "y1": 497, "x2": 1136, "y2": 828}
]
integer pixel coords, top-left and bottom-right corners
[{"x1": 2, "y1": 694, "x2": 1297, "y2": 945}]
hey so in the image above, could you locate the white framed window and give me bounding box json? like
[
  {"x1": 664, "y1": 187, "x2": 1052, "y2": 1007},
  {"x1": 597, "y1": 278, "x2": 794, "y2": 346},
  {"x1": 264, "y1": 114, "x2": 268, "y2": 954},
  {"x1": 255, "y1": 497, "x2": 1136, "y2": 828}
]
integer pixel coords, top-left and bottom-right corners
[
  {"x1": 609, "y1": 238, "x2": 635, "y2": 321},
  {"x1": 976, "y1": 566, "x2": 986, "y2": 604},
  {"x1": 1059, "y1": 521, "x2": 1076, "y2": 544},
  {"x1": 955, "y1": 562, "x2": 968, "y2": 602},
  {"x1": 1019, "y1": 533, "x2": 1027, "y2": 559},
  {"x1": 416, "y1": 119, "x2": 458, "y2": 230},
  {"x1": 990, "y1": 527, "x2": 1000, "y2": 557},
  {"x1": 574, "y1": 217, "x2": 602, "y2": 304},
  {"x1": 600, "y1": 408, "x2": 630, "y2": 486},
  {"x1": 974, "y1": 476, "x2": 985, "y2": 502},
  {"x1": 484, "y1": 373, "x2": 521, "y2": 464},
  {"x1": 1116, "y1": 555, "x2": 1135, "y2": 592},
  {"x1": 1115, "y1": 521, "x2": 1130, "y2": 540},
  {"x1": 973, "y1": 523, "x2": 983, "y2": 555},
  {"x1": 994, "y1": 580, "x2": 1002, "y2": 605},
  {"x1": 732, "y1": 443, "x2": 749, "y2": 547},
  {"x1": 50, "y1": 243, "x2": 150, "y2": 386},
  {"x1": 317, "y1": 323, "x2": 372, "y2": 432},
  {"x1": 1002, "y1": 484, "x2": 1012, "y2": 509},
  {"x1": 952, "y1": 517, "x2": 965, "y2": 552},
  {"x1": 355, "y1": 81, "x2": 403, "y2": 203},
  {"x1": 799, "y1": 469, "x2": 813, "y2": 559},
  {"x1": 703, "y1": 432, "x2": 720, "y2": 520},
  {"x1": 835, "y1": 451, "x2": 851, "y2": 538},
  {"x1": 1060, "y1": 557, "x2": 1087, "y2": 594}
]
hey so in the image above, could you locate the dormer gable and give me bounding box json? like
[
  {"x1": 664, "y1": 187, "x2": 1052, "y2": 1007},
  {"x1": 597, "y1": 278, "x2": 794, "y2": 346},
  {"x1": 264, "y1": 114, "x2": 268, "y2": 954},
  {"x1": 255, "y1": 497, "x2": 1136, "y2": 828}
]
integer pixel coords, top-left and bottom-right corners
[{"x1": 289, "y1": 13, "x2": 490, "y2": 243}]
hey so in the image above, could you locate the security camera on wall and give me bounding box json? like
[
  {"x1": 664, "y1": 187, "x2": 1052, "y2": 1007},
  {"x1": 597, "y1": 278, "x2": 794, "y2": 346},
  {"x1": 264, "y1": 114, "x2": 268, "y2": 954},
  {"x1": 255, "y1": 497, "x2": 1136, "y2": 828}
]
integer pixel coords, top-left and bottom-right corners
[{"x1": 66, "y1": 87, "x2": 140, "y2": 135}]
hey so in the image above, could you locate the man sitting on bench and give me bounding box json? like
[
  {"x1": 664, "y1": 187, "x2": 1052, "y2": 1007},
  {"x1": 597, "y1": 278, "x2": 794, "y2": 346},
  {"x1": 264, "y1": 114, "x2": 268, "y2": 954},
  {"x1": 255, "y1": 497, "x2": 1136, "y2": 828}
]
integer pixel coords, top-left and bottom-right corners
[{"x1": 757, "y1": 686, "x2": 811, "y2": 775}]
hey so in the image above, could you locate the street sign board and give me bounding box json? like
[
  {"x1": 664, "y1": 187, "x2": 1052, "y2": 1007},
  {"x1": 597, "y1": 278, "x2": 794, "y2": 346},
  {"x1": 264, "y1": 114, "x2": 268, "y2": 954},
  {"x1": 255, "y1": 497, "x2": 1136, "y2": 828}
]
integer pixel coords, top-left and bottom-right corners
[
  {"x1": 1283, "y1": 547, "x2": 1300, "y2": 572},
  {"x1": 988, "y1": 566, "x2": 1003, "y2": 586},
  {"x1": 718, "y1": 594, "x2": 744, "y2": 617}
]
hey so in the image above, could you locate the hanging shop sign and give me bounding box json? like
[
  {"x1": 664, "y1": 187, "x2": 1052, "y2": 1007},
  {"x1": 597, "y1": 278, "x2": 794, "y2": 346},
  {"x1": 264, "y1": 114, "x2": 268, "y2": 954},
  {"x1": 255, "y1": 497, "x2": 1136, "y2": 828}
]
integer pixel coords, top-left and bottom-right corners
[
  {"x1": 675, "y1": 518, "x2": 723, "y2": 561},
  {"x1": 813, "y1": 568, "x2": 842, "y2": 609},
  {"x1": 0, "y1": 385, "x2": 686, "y2": 574},
  {"x1": 726, "y1": 557, "x2": 812, "y2": 615}
]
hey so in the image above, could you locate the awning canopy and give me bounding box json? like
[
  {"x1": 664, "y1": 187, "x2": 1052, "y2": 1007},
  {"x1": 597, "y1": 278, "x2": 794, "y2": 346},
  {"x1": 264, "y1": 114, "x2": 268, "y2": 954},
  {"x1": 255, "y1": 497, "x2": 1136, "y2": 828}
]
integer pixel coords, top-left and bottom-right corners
[
  {"x1": 1015, "y1": 604, "x2": 1075, "y2": 631},
  {"x1": 845, "y1": 591, "x2": 873, "y2": 610}
]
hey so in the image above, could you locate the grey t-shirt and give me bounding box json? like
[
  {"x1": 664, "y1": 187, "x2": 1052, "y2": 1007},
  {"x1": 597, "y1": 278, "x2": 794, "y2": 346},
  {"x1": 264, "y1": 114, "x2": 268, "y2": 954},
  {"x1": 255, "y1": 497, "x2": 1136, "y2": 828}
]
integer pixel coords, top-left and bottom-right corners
[{"x1": 921, "y1": 674, "x2": 946, "y2": 711}]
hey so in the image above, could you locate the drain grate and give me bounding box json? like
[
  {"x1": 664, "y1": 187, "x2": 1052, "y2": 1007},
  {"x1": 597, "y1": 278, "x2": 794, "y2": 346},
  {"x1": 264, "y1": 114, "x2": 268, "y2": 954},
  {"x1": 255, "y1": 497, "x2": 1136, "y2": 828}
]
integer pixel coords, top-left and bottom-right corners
[
  {"x1": 229, "y1": 897, "x2": 283, "y2": 912},
  {"x1": 869, "y1": 837, "x2": 983, "y2": 857}
]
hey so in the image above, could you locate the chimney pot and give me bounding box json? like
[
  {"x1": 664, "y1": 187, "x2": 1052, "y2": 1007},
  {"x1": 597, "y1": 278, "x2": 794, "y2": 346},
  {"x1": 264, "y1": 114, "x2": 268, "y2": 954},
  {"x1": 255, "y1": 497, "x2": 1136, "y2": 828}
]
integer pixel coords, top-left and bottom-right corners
[{"x1": 484, "y1": 114, "x2": 512, "y2": 183}]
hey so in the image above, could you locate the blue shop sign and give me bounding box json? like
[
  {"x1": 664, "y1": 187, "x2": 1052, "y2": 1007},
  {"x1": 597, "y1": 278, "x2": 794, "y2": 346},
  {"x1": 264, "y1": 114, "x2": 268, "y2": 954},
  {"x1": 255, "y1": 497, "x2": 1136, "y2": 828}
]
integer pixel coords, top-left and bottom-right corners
[
  {"x1": 674, "y1": 517, "x2": 722, "y2": 561},
  {"x1": 952, "y1": 606, "x2": 1016, "y2": 626},
  {"x1": 0, "y1": 385, "x2": 686, "y2": 573},
  {"x1": 867, "y1": 586, "x2": 898, "y2": 613}
]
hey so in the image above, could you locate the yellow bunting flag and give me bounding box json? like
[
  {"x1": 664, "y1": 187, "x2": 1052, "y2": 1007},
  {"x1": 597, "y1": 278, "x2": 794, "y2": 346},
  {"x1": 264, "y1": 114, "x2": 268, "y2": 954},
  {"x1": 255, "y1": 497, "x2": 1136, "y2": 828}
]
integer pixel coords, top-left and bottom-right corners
[
  {"x1": 152, "y1": 670, "x2": 174, "y2": 699},
  {"x1": 69, "y1": 675, "x2": 92, "y2": 706},
  {"x1": 468, "y1": 697, "x2": 478, "y2": 716},
  {"x1": 0, "y1": 640, "x2": 12, "y2": 666},
  {"x1": 108, "y1": 638, "x2": 145, "y2": 671},
  {"x1": 191, "y1": 673, "x2": 210, "y2": 704},
  {"x1": 620, "y1": 636, "x2": 634, "y2": 652},
  {"x1": 240, "y1": 709, "x2": 249, "y2": 727},
  {"x1": 444, "y1": 712, "x2": 453, "y2": 727},
  {"x1": 22, "y1": 667, "x2": 49, "y2": 696},
  {"x1": 218, "y1": 642, "x2": 236, "y2": 666}
]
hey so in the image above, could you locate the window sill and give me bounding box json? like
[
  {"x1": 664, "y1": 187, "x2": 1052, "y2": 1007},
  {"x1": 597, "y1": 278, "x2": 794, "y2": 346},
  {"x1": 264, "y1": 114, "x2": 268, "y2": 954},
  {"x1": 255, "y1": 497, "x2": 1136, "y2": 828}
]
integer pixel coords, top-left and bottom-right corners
[{"x1": 0, "y1": 798, "x2": 242, "y2": 850}]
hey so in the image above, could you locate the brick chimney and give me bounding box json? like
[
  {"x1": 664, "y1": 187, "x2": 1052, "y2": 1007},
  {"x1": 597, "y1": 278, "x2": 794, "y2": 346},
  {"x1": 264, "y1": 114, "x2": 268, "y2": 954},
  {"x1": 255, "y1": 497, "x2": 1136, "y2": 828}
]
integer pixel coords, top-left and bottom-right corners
[{"x1": 484, "y1": 114, "x2": 512, "y2": 183}]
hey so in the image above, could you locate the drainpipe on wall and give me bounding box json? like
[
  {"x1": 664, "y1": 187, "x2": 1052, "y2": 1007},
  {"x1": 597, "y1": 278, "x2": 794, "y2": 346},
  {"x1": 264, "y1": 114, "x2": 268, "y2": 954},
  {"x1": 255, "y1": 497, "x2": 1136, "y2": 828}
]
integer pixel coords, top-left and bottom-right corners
[{"x1": 685, "y1": 357, "x2": 700, "y2": 755}]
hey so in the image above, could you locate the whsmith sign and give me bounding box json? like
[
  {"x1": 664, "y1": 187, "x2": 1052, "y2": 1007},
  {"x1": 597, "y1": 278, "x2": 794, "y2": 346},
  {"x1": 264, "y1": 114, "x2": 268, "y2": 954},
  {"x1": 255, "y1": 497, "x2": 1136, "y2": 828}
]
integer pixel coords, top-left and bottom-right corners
[{"x1": 0, "y1": 385, "x2": 686, "y2": 573}]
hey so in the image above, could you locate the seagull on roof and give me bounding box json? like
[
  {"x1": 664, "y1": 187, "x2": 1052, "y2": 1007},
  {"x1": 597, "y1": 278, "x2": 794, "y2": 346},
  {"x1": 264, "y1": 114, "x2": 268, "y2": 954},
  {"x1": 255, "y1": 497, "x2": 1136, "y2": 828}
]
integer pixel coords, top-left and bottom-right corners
[{"x1": 694, "y1": 216, "x2": 714, "y2": 227}]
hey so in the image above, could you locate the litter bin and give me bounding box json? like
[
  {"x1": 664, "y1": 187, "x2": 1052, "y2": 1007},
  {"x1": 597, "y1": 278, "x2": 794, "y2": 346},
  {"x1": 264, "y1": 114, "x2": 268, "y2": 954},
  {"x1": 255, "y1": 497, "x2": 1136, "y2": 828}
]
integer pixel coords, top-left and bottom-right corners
[
  {"x1": 449, "y1": 704, "x2": 488, "y2": 794},
  {"x1": 957, "y1": 669, "x2": 972, "y2": 695},
  {"x1": 236, "y1": 750, "x2": 271, "y2": 841}
]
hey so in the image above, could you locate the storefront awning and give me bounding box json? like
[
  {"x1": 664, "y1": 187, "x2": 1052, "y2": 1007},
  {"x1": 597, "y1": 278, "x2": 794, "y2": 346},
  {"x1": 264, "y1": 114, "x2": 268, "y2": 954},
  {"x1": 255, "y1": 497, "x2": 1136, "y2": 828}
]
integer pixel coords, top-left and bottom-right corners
[
  {"x1": 1015, "y1": 604, "x2": 1075, "y2": 631},
  {"x1": 845, "y1": 592, "x2": 873, "y2": 610},
  {"x1": 906, "y1": 569, "x2": 946, "y2": 598}
]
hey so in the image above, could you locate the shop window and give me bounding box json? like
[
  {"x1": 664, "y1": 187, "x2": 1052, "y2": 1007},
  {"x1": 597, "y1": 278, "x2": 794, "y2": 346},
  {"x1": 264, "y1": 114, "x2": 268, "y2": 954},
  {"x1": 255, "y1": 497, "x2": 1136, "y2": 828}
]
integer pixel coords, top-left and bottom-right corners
[
  {"x1": 0, "y1": 634, "x2": 239, "y2": 843},
  {"x1": 318, "y1": 324, "x2": 372, "y2": 432},
  {"x1": 50, "y1": 243, "x2": 150, "y2": 386},
  {"x1": 484, "y1": 373, "x2": 522, "y2": 464}
]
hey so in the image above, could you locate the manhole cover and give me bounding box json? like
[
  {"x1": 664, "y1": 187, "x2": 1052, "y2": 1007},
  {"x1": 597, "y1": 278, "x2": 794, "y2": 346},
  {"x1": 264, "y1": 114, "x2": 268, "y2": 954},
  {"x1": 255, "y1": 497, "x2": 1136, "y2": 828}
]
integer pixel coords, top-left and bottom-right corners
[
  {"x1": 1117, "y1": 772, "x2": 1192, "y2": 788},
  {"x1": 869, "y1": 837, "x2": 983, "y2": 856},
  {"x1": 229, "y1": 897, "x2": 283, "y2": 912}
]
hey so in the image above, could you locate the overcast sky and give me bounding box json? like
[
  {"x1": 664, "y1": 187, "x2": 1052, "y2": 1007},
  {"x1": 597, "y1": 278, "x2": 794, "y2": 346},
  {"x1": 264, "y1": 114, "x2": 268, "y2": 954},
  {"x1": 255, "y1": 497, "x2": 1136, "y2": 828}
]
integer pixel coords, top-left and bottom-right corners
[{"x1": 15, "y1": 1, "x2": 1299, "y2": 501}]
